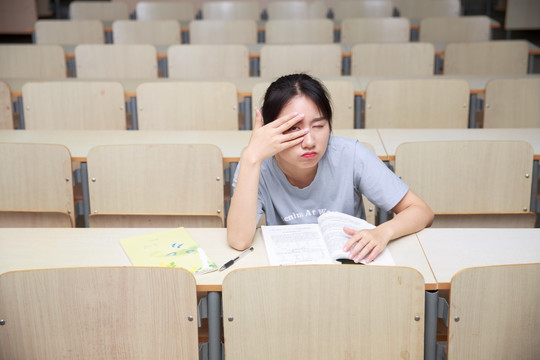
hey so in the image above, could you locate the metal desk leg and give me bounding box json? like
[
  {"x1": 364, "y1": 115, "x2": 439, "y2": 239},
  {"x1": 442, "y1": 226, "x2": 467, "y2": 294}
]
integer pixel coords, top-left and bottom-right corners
[
  {"x1": 17, "y1": 97, "x2": 25, "y2": 129},
  {"x1": 244, "y1": 96, "x2": 252, "y2": 130},
  {"x1": 468, "y1": 93, "x2": 478, "y2": 128},
  {"x1": 80, "y1": 162, "x2": 91, "y2": 228},
  {"x1": 342, "y1": 55, "x2": 351, "y2": 76},
  {"x1": 531, "y1": 160, "x2": 539, "y2": 214},
  {"x1": 207, "y1": 291, "x2": 222, "y2": 360},
  {"x1": 129, "y1": 97, "x2": 138, "y2": 130},
  {"x1": 424, "y1": 290, "x2": 438, "y2": 360},
  {"x1": 354, "y1": 95, "x2": 364, "y2": 129}
]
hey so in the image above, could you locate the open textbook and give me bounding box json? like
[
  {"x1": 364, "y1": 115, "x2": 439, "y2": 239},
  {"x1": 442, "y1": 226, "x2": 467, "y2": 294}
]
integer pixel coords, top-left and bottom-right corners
[
  {"x1": 120, "y1": 227, "x2": 218, "y2": 275},
  {"x1": 262, "y1": 211, "x2": 395, "y2": 266}
]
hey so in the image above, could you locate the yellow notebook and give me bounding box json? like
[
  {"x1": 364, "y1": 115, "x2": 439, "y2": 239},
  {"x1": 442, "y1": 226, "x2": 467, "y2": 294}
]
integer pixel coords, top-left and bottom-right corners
[{"x1": 120, "y1": 227, "x2": 218, "y2": 275}]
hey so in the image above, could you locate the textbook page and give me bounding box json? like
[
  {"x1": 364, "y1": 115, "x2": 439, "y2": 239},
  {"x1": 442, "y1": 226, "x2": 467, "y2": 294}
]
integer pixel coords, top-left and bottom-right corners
[{"x1": 262, "y1": 224, "x2": 333, "y2": 266}]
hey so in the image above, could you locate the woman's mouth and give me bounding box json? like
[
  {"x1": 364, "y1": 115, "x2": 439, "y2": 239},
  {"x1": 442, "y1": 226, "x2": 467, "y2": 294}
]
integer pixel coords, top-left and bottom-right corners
[{"x1": 301, "y1": 152, "x2": 317, "y2": 159}]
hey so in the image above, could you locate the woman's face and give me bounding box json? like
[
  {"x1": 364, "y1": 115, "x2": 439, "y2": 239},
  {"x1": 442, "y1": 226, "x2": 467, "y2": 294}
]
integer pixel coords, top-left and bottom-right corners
[{"x1": 274, "y1": 94, "x2": 330, "y2": 172}]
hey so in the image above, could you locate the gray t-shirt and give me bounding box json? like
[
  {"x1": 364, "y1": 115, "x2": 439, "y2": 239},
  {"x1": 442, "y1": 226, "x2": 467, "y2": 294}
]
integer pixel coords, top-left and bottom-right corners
[{"x1": 233, "y1": 136, "x2": 409, "y2": 225}]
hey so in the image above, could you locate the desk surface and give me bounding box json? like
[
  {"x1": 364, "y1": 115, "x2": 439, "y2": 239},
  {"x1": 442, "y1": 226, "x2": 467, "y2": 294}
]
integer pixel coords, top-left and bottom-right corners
[
  {"x1": 417, "y1": 228, "x2": 540, "y2": 290},
  {"x1": 0, "y1": 227, "x2": 436, "y2": 291},
  {"x1": 0, "y1": 129, "x2": 387, "y2": 161}
]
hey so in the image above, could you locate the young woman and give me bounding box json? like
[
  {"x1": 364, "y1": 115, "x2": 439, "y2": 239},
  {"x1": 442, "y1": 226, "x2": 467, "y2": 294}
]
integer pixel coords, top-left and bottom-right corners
[{"x1": 227, "y1": 74, "x2": 434, "y2": 263}]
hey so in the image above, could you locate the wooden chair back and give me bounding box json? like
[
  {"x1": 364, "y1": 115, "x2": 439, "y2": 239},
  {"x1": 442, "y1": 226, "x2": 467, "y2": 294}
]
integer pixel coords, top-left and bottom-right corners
[
  {"x1": 505, "y1": 0, "x2": 540, "y2": 31},
  {"x1": 419, "y1": 16, "x2": 491, "y2": 43},
  {"x1": 394, "y1": 140, "x2": 535, "y2": 227},
  {"x1": 394, "y1": 0, "x2": 460, "y2": 22},
  {"x1": 189, "y1": 19, "x2": 258, "y2": 44},
  {"x1": 0, "y1": 81, "x2": 13, "y2": 129},
  {"x1": 75, "y1": 44, "x2": 158, "y2": 79},
  {"x1": 35, "y1": 20, "x2": 104, "y2": 45},
  {"x1": 112, "y1": 20, "x2": 181, "y2": 45},
  {"x1": 365, "y1": 78, "x2": 469, "y2": 128},
  {"x1": 483, "y1": 77, "x2": 540, "y2": 128},
  {"x1": 202, "y1": 1, "x2": 261, "y2": 20},
  {"x1": 443, "y1": 40, "x2": 529, "y2": 75},
  {"x1": 351, "y1": 43, "x2": 435, "y2": 76},
  {"x1": 21, "y1": 81, "x2": 127, "y2": 130},
  {"x1": 135, "y1": 1, "x2": 195, "y2": 21},
  {"x1": 267, "y1": 1, "x2": 309, "y2": 19},
  {"x1": 260, "y1": 44, "x2": 342, "y2": 78},
  {"x1": 0, "y1": 267, "x2": 199, "y2": 359},
  {"x1": 333, "y1": 0, "x2": 394, "y2": 21},
  {"x1": 0, "y1": 0, "x2": 37, "y2": 34},
  {"x1": 0, "y1": 45, "x2": 66, "y2": 78},
  {"x1": 341, "y1": 17, "x2": 410, "y2": 43},
  {"x1": 69, "y1": 1, "x2": 130, "y2": 21},
  {"x1": 447, "y1": 264, "x2": 540, "y2": 359},
  {"x1": 223, "y1": 265, "x2": 425, "y2": 359},
  {"x1": 87, "y1": 144, "x2": 225, "y2": 227},
  {"x1": 136, "y1": 81, "x2": 239, "y2": 130},
  {"x1": 168, "y1": 44, "x2": 249, "y2": 78},
  {"x1": 0, "y1": 143, "x2": 74, "y2": 227},
  {"x1": 265, "y1": 19, "x2": 334, "y2": 44}
]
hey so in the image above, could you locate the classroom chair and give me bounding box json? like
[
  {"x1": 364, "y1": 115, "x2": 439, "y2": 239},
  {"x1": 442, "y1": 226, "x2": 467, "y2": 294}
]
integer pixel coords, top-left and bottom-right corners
[
  {"x1": 394, "y1": 0, "x2": 460, "y2": 22},
  {"x1": 167, "y1": 44, "x2": 250, "y2": 78},
  {"x1": 188, "y1": 19, "x2": 258, "y2": 44},
  {"x1": 265, "y1": 19, "x2": 334, "y2": 44},
  {"x1": 309, "y1": 1, "x2": 328, "y2": 18},
  {"x1": 0, "y1": 44, "x2": 67, "y2": 78},
  {"x1": 340, "y1": 17, "x2": 410, "y2": 44},
  {"x1": 0, "y1": 0, "x2": 38, "y2": 34},
  {"x1": 135, "y1": 1, "x2": 195, "y2": 22},
  {"x1": 21, "y1": 81, "x2": 127, "y2": 130},
  {"x1": 202, "y1": 1, "x2": 261, "y2": 20},
  {"x1": 260, "y1": 44, "x2": 342, "y2": 78},
  {"x1": 333, "y1": 0, "x2": 394, "y2": 21},
  {"x1": 0, "y1": 143, "x2": 75, "y2": 227},
  {"x1": 351, "y1": 43, "x2": 435, "y2": 76},
  {"x1": 419, "y1": 16, "x2": 491, "y2": 43},
  {"x1": 443, "y1": 40, "x2": 529, "y2": 75},
  {"x1": 34, "y1": 20, "x2": 105, "y2": 45},
  {"x1": 112, "y1": 20, "x2": 181, "y2": 45},
  {"x1": 69, "y1": 1, "x2": 130, "y2": 21},
  {"x1": 0, "y1": 81, "x2": 13, "y2": 129},
  {"x1": 74, "y1": 44, "x2": 158, "y2": 79},
  {"x1": 447, "y1": 263, "x2": 540, "y2": 359},
  {"x1": 504, "y1": 0, "x2": 540, "y2": 32},
  {"x1": 267, "y1": 1, "x2": 309, "y2": 19},
  {"x1": 483, "y1": 77, "x2": 540, "y2": 128},
  {"x1": 87, "y1": 144, "x2": 225, "y2": 227},
  {"x1": 222, "y1": 265, "x2": 425, "y2": 359},
  {"x1": 394, "y1": 140, "x2": 536, "y2": 227},
  {"x1": 0, "y1": 267, "x2": 199, "y2": 359},
  {"x1": 364, "y1": 78, "x2": 469, "y2": 128}
]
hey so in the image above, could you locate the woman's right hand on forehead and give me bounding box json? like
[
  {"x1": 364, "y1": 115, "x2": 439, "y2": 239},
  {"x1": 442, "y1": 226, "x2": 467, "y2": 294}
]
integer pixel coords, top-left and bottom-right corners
[{"x1": 244, "y1": 109, "x2": 307, "y2": 164}]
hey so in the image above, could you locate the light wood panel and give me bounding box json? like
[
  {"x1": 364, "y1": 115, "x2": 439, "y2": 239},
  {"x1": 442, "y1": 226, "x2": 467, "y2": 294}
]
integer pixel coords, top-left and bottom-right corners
[
  {"x1": 69, "y1": 1, "x2": 130, "y2": 21},
  {"x1": 0, "y1": 0, "x2": 37, "y2": 34},
  {"x1": 394, "y1": 0, "x2": 460, "y2": 22},
  {"x1": 447, "y1": 264, "x2": 540, "y2": 359},
  {"x1": 505, "y1": 0, "x2": 540, "y2": 30},
  {"x1": 333, "y1": 0, "x2": 394, "y2": 21},
  {"x1": 35, "y1": 20, "x2": 104, "y2": 45},
  {"x1": 0, "y1": 81, "x2": 12, "y2": 129},
  {"x1": 22, "y1": 81, "x2": 127, "y2": 130},
  {"x1": 267, "y1": 0, "x2": 309, "y2": 19},
  {"x1": 112, "y1": 20, "x2": 181, "y2": 45},
  {"x1": 223, "y1": 265, "x2": 425, "y2": 359},
  {"x1": 0, "y1": 267, "x2": 199, "y2": 359},
  {"x1": 202, "y1": 1, "x2": 261, "y2": 20},
  {"x1": 365, "y1": 78, "x2": 469, "y2": 128},
  {"x1": 341, "y1": 17, "x2": 410, "y2": 43},
  {"x1": 188, "y1": 20, "x2": 257, "y2": 44},
  {"x1": 0, "y1": 45, "x2": 67, "y2": 78},
  {"x1": 419, "y1": 16, "x2": 491, "y2": 43},
  {"x1": 265, "y1": 19, "x2": 334, "y2": 44},
  {"x1": 135, "y1": 1, "x2": 195, "y2": 21}
]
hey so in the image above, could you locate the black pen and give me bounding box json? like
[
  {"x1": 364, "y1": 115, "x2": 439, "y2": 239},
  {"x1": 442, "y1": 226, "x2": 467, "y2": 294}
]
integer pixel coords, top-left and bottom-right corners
[{"x1": 219, "y1": 246, "x2": 254, "y2": 271}]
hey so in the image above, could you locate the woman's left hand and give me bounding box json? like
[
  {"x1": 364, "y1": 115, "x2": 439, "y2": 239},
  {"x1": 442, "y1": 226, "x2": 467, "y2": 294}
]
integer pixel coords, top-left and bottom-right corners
[{"x1": 342, "y1": 227, "x2": 391, "y2": 264}]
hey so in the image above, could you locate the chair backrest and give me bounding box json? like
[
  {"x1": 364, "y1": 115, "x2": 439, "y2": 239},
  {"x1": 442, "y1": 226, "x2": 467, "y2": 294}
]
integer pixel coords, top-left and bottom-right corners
[
  {"x1": 136, "y1": 81, "x2": 239, "y2": 130},
  {"x1": 21, "y1": 81, "x2": 127, "y2": 130},
  {"x1": 189, "y1": 19, "x2": 257, "y2": 44},
  {"x1": 35, "y1": 20, "x2": 104, "y2": 45},
  {"x1": 69, "y1": 1, "x2": 130, "y2": 21},
  {"x1": 447, "y1": 264, "x2": 540, "y2": 359},
  {"x1": 136, "y1": 1, "x2": 195, "y2": 21},
  {"x1": 394, "y1": 140, "x2": 535, "y2": 226},
  {"x1": 483, "y1": 77, "x2": 540, "y2": 128},
  {"x1": 112, "y1": 20, "x2": 181, "y2": 45},
  {"x1": 0, "y1": 45, "x2": 66, "y2": 78},
  {"x1": 505, "y1": 0, "x2": 540, "y2": 31},
  {"x1": 265, "y1": 19, "x2": 334, "y2": 44},
  {"x1": 167, "y1": 44, "x2": 249, "y2": 78},
  {"x1": 0, "y1": 0, "x2": 37, "y2": 34},
  {"x1": 0, "y1": 81, "x2": 13, "y2": 129},
  {"x1": 75, "y1": 44, "x2": 158, "y2": 79},
  {"x1": 223, "y1": 265, "x2": 425, "y2": 359},
  {"x1": 341, "y1": 17, "x2": 410, "y2": 43},
  {"x1": 365, "y1": 78, "x2": 469, "y2": 128},
  {"x1": 0, "y1": 267, "x2": 199, "y2": 359},
  {"x1": 419, "y1": 16, "x2": 491, "y2": 43},
  {"x1": 351, "y1": 43, "x2": 435, "y2": 76},
  {"x1": 443, "y1": 40, "x2": 529, "y2": 75},
  {"x1": 202, "y1": 1, "x2": 261, "y2": 20},
  {"x1": 267, "y1": 1, "x2": 309, "y2": 19},
  {"x1": 395, "y1": 0, "x2": 460, "y2": 22},
  {"x1": 0, "y1": 143, "x2": 74, "y2": 227},
  {"x1": 333, "y1": 0, "x2": 394, "y2": 21},
  {"x1": 251, "y1": 79, "x2": 355, "y2": 129},
  {"x1": 87, "y1": 144, "x2": 225, "y2": 227},
  {"x1": 260, "y1": 44, "x2": 342, "y2": 78}
]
